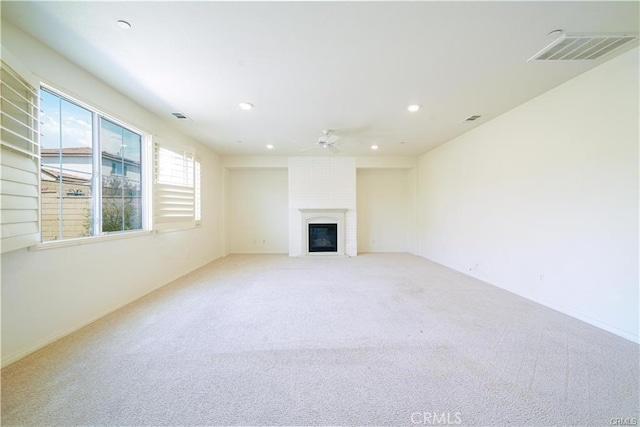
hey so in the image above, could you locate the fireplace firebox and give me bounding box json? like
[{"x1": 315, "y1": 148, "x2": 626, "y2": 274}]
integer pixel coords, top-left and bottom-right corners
[{"x1": 308, "y1": 223, "x2": 338, "y2": 253}]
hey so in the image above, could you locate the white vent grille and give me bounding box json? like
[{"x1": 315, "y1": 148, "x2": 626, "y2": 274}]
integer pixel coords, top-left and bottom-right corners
[
  {"x1": 529, "y1": 33, "x2": 638, "y2": 61},
  {"x1": 464, "y1": 115, "x2": 481, "y2": 122}
]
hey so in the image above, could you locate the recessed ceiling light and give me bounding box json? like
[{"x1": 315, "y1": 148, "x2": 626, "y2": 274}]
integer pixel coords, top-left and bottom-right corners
[
  {"x1": 407, "y1": 104, "x2": 420, "y2": 112},
  {"x1": 239, "y1": 102, "x2": 254, "y2": 111},
  {"x1": 116, "y1": 20, "x2": 131, "y2": 30},
  {"x1": 266, "y1": 144, "x2": 274, "y2": 150},
  {"x1": 371, "y1": 145, "x2": 379, "y2": 150}
]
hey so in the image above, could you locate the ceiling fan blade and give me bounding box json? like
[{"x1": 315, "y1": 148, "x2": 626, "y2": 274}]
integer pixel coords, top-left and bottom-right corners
[
  {"x1": 328, "y1": 145, "x2": 340, "y2": 154},
  {"x1": 327, "y1": 135, "x2": 340, "y2": 144}
]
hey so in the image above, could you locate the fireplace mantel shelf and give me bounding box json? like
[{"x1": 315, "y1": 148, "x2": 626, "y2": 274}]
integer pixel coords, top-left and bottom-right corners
[{"x1": 298, "y1": 208, "x2": 347, "y2": 213}]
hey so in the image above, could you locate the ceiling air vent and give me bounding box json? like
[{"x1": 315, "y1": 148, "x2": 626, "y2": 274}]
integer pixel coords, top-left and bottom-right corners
[
  {"x1": 171, "y1": 112, "x2": 189, "y2": 119},
  {"x1": 464, "y1": 115, "x2": 481, "y2": 122},
  {"x1": 529, "y1": 33, "x2": 638, "y2": 61}
]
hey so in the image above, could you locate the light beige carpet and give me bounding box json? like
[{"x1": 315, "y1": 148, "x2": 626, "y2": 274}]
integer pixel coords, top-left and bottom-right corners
[{"x1": 2, "y1": 253, "x2": 638, "y2": 426}]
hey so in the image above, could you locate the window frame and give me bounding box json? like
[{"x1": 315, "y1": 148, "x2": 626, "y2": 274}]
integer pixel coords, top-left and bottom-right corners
[{"x1": 35, "y1": 83, "x2": 153, "y2": 248}]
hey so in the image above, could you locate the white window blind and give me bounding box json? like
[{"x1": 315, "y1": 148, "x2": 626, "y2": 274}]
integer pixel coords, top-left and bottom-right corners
[
  {"x1": 1, "y1": 60, "x2": 41, "y2": 253},
  {"x1": 194, "y1": 158, "x2": 201, "y2": 223},
  {"x1": 154, "y1": 141, "x2": 195, "y2": 230}
]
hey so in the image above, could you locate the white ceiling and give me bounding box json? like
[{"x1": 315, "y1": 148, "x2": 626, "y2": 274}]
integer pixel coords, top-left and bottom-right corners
[{"x1": 2, "y1": 1, "x2": 639, "y2": 157}]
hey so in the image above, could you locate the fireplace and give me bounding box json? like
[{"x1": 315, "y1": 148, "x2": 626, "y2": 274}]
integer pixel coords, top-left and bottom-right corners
[
  {"x1": 298, "y1": 209, "x2": 346, "y2": 256},
  {"x1": 308, "y1": 223, "x2": 338, "y2": 253}
]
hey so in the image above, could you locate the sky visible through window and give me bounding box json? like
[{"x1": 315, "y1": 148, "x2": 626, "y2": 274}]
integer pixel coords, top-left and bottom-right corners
[
  {"x1": 40, "y1": 90, "x2": 141, "y2": 161},
  {"x1": 40, "y1": 89, "x2": 92, "y2": 151},
  {"x1": 100, "y1": 117, "x2": 141, "y2": 163}
]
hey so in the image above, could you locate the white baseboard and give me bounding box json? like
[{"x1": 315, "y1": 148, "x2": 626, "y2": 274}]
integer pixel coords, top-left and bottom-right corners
[
  {"x1": 2, "y1": 291, "x2": 155, "y2": 368},
  {"x1": 420, "y1": 255, "x2": 639, "y2": 345},
  {"x1": 1, "y1": 255, "x2": 222, "y2": 369}
]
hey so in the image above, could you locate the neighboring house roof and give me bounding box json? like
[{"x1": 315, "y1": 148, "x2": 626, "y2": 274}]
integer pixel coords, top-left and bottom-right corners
[
  {"x1": 41, "y1": 147, "x2": 93, "y2": 156},
  {"x1": 41, "y1": 147, "x2": 140, "y2": 166},
  {"x1": 41, "y1": 166, "x2": 91, "y2": 184}
]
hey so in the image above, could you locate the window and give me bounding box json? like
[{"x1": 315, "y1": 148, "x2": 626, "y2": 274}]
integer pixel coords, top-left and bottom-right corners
[
  {"x1": 3, "y1": 66, "x2": 201, "y2": 250},
  {"x1": 0, "y1": 60, "x2": 41, "y2": 253},
  {"x1": 40, "y1": 87, "x2": 146, "y2": 241}
]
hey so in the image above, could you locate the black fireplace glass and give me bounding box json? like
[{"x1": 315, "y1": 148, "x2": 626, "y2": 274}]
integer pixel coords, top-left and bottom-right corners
[{"x1": 308, "y1": 223, "x2": 338, "y2": 252}]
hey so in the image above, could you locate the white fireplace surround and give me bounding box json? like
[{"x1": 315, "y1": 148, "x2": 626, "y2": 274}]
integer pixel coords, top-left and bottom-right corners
[{"x1": 300, "y1": 209, "x2": 346, "y2": 256}]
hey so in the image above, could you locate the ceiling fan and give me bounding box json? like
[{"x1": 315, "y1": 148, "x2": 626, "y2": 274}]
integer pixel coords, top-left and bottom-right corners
[{"x1": 310, "y1": 129, "x2": 340, "y2": 153}]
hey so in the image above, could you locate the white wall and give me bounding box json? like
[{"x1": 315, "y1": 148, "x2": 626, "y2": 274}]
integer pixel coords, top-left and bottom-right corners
[
  {"x1": 223, "y1": 156, "x2": 418, "y2": 256},
  {"x1": 417, "y1": 47, "x2": 639, "y2": 342},
  {"x1": 288, "y1": 157, "x2": 357, "y2": 256},
  {"x1": 357, "y1": 169, "x2": 415, "y2": 253},
  {"x1": 222, "y1": 156, "x2": 288, "y2": 169},
  {"x1": 227, "y1": 168, "x2": 288, "y2": 253},
  {"x1": 1, "y1": 21, "x2": 225, "y2": 366}
]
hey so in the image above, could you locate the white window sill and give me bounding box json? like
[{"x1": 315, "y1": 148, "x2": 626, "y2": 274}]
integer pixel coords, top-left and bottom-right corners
[{"x1": 29, "y1": 230, "x2": 154, "y2": 251}]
